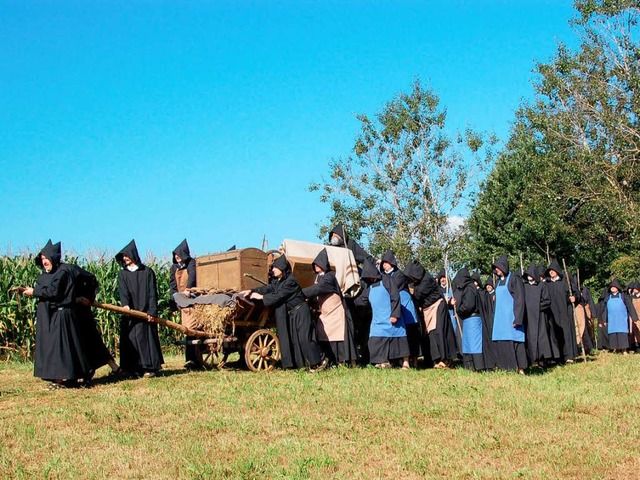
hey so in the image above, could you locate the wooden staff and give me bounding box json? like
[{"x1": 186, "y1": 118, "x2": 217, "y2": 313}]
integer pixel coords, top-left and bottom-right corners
[
  {"x1": 89, "y1": 301, "x2": 211, "y2": 339},
  {"x1": 561, "y1": 259, "x2": 587, "y2": 361},
  {"x1": 11, "y1": 287, "x2": 212, "y2": 339},
  {"x1": 519, "y1": 252, "x2": 524, "y2": 276},
  {"x1": 444, "y1": 254, "x2": 463, "y2": 337},
  {"x1": 492, "y1": 256, "x2": 497, "y2": 286}
]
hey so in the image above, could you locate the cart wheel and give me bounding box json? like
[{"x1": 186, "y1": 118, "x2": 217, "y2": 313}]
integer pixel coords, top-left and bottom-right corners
[
  {"x1": 195, "y1": 343, "x2": 228, "y2": 370},
  {"x1": 244, "y1": 329, "x2": 280, "y2": 372}
]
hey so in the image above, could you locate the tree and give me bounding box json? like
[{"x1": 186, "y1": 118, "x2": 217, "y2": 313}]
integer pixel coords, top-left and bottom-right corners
[
  {"x1": 465, "y1": 1, "x2": 640, "y2": 285},
  {"x1": 310, "y1": 79, "x2": 497, "y2": 269}
]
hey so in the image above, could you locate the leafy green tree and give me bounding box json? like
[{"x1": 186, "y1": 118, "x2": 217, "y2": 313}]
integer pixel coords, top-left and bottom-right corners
[
  {"x1": 465, "y1": 1, "x2": 640, "y2": 285},
  {"x1": 310, "y1": 79, "x2": 497, "y2": 270}
]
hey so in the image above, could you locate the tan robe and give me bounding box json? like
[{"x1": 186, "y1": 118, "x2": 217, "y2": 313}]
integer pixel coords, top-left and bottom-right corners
[
  {"x1": 574, "y1": 304, "x2": 586, "y2": 344},
  {"x1": 316, "y1": 292, "x2": 345, "y2": 342},
  {"x1": 631, "y1": 297, "x2": 640, "y2": 344},
  {"x1": 175, "y1": 268, "x2": 195, "y2": 330},
  {"x1": 423, "y1": 298, "x2": 443, "y2": 334}
]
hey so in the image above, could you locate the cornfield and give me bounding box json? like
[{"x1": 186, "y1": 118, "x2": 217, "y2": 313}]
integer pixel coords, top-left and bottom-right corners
[{"x1": 0, "y1": 253, "x2": 181, "y2": 361}]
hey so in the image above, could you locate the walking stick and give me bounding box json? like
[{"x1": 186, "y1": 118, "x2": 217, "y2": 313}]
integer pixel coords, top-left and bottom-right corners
[
  {"x1": 444, "y1": 254, "x2": 463, "y2": 338},
  {"x1": 562, "y1": 259, "x2": 587, "y2": 361},
  {"x1": 519, "y1": 252, "x2": 524, "y2": 276}
]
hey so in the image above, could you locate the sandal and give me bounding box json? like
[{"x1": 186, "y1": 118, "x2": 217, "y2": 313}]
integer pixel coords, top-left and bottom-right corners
[
  {"x1": 375, "y1": 362, "x2": 391, "y2": 369},
  {"x1": 46, "y1": 382, "x2": 65, "y2": 391}
]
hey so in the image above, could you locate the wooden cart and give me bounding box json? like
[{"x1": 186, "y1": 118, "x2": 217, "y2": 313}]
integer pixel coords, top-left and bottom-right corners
[{"x1": 189, "y1": 248, "x2": 281, "y2": 372}]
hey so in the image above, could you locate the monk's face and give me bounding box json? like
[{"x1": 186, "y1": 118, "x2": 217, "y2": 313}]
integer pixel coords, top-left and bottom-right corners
[
  {"x1": 610, "y1": 286, "x2": 619, "y2": 295},
  {"x1": 174, "y1": 254, "x2": 183, "y2": 263},
  {"x1": 271, "y1": 267, "x2": 283, "y2": 278},
  {"x1": 549, "y1": 270, "x2": 559, "y2": 280},
  {"x1": 122, "y1": 255, "x2": 134, "y2": 266},
  {"x1": 41, "y1": 255, "x2": 52, "y2": 272},
  {"x1": 313, "y1": 264, "x2": 324, "y2": 274}
]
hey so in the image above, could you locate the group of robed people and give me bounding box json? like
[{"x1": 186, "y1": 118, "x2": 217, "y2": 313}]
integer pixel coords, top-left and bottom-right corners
[
  {"x1": 23, "y1": 226, "x2": 640, "y2": 387},
  {"x1": 25, "y1": 238, "x2": 199, "y2": 389}
]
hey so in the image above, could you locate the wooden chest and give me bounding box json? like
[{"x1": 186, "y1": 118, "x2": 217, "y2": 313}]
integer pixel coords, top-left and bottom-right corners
[{"x1": 195, "y1": 248, "x2": 268, "y2": 291}]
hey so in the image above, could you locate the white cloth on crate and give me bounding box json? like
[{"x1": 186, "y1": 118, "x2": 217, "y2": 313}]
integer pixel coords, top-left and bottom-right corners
[{"x1": 280, "y1": 239, "x2": 361, "y2": 297}]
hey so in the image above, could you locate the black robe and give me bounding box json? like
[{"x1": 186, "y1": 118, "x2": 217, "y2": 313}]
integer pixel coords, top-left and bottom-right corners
[
  {"x1": 523, "y1": 268, "x2": 553, "y2": 363},
  {"x1": 33, "y1": 241, "x2": 91, "y2": 381},
  {"x1": 452, "y1": 269, "x2": 492, "y2": 371},
  {"x1": 61, "y1": 263, "x2": 113, "y2": 371},
  {"x1": 254, "y1": 255, "x2": 323, "y2": 369},
  {"x1": 328, "y1": 222, "x2": 375, "y2": 267},
  {"x1": 599, "y1": 282, "x2": 638, "y2": 350},
  {"x1": 405, "y1": 261, "x2": 456, "y2": 364},
  {"x1": 302, "y1": 250, "x2": 357, "y2": 365},
  {"x1": 545, "y1": 274, "x2": 580, "y2": 362},
  {"x1": 116, "y1": 240, "x2": 164, "y2": 373}
]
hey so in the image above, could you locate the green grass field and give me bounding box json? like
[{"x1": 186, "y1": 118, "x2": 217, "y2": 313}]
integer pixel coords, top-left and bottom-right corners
[{"x1": 1, "y1": 352, "x2": 639, "y2": 479}]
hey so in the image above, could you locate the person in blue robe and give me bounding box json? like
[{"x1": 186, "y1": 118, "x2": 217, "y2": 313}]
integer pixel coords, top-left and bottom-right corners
[
  {"x1": 355, "y1": 260, "x2": 409, "y2": 369},
  {"x1": 491, "y1": 255, "x2": 527, "y2": 373},
  {"x1": 600, "y1": 279, "x2": 638, "y2": 353},
  {"x1": 380, "y1": 250, "x2": 420, "y2": 368}
]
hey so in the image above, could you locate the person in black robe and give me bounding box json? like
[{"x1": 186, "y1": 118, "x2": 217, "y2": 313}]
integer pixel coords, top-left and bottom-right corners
[
  {"x1": 491, "y1": 256, "x2": 527, "y2": 373},
  {"x1": 302, "y1": 249, "x2": 357, "y2": 366},
  {"x1": 327, "y1": 222, "x2": 374, "y2": 364},
  {"x1": 599, "y1": 280, "x2": 638, "y2": 353},
  {"x1": 628, "y1": 282, "x2": 640, "y2": 352},
  {"x1": 23, "y1": 240, "x2": 91, "y2": 389},
  {"x1": 484, "y1": 277, "x2": 496, "y2": 324},
  {"x1": 64, "y1": 262, "x2": 123, "y2": 380},
  {"x1": 380, "y1": 250, "x2": 421, "y2": 367},
  {"x1": 575, "y1": 282, "x2": 595, "y2": 355},
  {"x1": 545, "y1": 259, "x2": 580, "y2": 364},
  {"x1": 522, "y1": 264, "x2": 553, "y2": 367},
  {"x1": 169, "y1": 239, "x2": 199, "y2": 369},
  {"x1": 437, "y1": 268, "x2": 460, "y2": 356},
  {"x1": 116, "y1": 240, "x2": 164, "y2": 378},
  {"x1": 242, "y1": 254, "x2": 328, "y2": 371},
  {"x1": 327, "y1": 222, "x2": 375, "y2": 267},
  {"x1": 596, "y1": 287, "x2": 609, "y2": 350},
  {"x1": 404, "y1": 260, "x2": 457, "y2": 368},
  {"x1": 451, "y1": 268, "x2": 492, "y2": 371}
]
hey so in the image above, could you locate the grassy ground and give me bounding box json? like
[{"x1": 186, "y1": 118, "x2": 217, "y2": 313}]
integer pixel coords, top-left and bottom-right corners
[{"x1": 1, "y1": 352, "x2": 639, "y2": 479}]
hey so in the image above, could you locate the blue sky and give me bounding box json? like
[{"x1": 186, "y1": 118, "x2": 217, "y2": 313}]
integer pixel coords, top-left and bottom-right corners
[{"x1": 0, "y1": 0, "x2": 576, "y2": 259}]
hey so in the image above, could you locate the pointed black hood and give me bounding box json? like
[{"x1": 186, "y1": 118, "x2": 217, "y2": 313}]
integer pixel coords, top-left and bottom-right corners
[
  {"x1": 492, "y1": 255, "x2": 509, "y2": 276},
  {"x1": 546, "y1": 259, "x2": 563, "y2": 278},
  {"x1": 172, "y1": 239, "x2": 192, "y2": 264},
  {"x1": 272, "y1": 254, "x2": 291, "y2": 275},
  {"x1": 471, "y1": 271, "x2": 484, "y2": 288},
  {"x1": 328, "y1": 222, "x2": 348, "y2": 246},
  {"x1": 484, "y1": 277, "x2": 494, "y2": 289},
  {"x1": 360, "y1": 259, "x2": 381, "y2": 282},
  {"x1": 312, "y1": 249, "x2": 331, "y2": 272},
  {"x1": 436, "y1": 268, "x2": 446, "y2": 281},
  {"x1": 116, "y1": 239, "x2": 142, "y2": 268},
  {"x1": 404, "y1": 260, "x2": 425, "y2": 283},
  {"x1": 524, "y1": 264, "x2": 539, "y2": 283},
  {"x1": 608, "y1": 279, "x2": 624, "y2": 292},
  {"x1": 381, "y1": 250, "x2": 398, "y2": 269},
  {"x1": 36, "y1": 239, "x2": 62, "y2": 270},
  {"x1": 453, "y1": 268, "x2": 473, "y2": 289}
]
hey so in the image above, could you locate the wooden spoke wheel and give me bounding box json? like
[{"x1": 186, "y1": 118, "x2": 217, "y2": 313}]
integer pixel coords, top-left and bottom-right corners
[
  {"x1": 244, "y1": 329, "x2": 280, "y2": 372},
  {"x1": 195, "y1": 343, "x2": 228, "y2": 370}
]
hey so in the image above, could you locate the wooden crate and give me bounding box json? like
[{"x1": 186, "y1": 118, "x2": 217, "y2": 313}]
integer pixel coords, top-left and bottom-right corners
[{"x1": 196, "y1": 248, "x2": 268, "y2": 291}]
